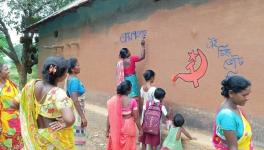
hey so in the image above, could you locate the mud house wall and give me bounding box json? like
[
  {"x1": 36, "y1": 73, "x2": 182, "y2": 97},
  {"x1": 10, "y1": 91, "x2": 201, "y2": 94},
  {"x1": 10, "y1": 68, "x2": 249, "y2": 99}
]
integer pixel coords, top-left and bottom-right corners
[
  {"x1": 38, "y1": 0, "x2": 264, "y2": 116},
  {"x1": 37, "y1": 0, "x2": 264, "y2": 146}
]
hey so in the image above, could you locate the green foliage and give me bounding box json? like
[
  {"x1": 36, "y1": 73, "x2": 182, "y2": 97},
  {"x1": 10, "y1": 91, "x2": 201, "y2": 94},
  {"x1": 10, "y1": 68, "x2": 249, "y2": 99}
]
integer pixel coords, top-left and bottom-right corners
[
  {"x1": 0, "y1": 55, "x2": 4, "y2": 64},
  {"x1": 3, "y1": 0, "x2": 75, "y2": 32},
  {"x1": 5, "y1": 43, "x2": 38, "y2": 84},
  {"x1": 0, "y1": 0, "x2": 74, "y2": 86},
  {"x1": 9, "y1": 62, "x2": 38, "y2": 85},
  {"x1": 0, "y1": 33, "x2": 6, "y2": 62},
  {"x1": 7, "y1": 44, "x2": 38, "y2": 84},
  {"x1": 0, "y1": 33, "x2": 7, "y2": 49},
  {"x1": 13, "y1": 43, "x2": 22, "y2": 59}
]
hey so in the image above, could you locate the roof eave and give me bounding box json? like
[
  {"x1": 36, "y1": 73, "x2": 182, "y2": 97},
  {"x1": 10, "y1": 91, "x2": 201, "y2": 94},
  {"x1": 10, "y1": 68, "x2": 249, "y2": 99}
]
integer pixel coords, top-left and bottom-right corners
[{"x1": 24, "y1": 0, "x2": 91, "y2": 33}]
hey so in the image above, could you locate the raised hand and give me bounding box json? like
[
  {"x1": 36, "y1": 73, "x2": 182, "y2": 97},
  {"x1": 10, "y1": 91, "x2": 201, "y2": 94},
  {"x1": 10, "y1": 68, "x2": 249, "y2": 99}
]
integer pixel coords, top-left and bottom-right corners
[{"x1": 141, "y1": 36, "x2": 146, "y2": 46}]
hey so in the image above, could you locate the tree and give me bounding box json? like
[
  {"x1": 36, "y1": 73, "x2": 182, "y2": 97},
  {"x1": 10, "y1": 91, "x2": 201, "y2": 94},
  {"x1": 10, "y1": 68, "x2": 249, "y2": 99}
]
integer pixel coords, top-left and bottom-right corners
[
  {"x1": 0, "y1": 33, "x2": 7, "y2": 63},
  {"x1": 0, "y1": 0, "x2": 74, "y2": 88}
]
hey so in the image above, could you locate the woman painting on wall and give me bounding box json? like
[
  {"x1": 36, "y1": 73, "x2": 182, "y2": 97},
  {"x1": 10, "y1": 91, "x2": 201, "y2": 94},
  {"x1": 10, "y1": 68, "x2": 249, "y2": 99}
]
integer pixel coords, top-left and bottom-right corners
[
  {"x1": 13, "y1": 56, "x2": 76, "y2": 149},
  {"x1": 0, "y1": 64, "x2": 23, "y2": 150},
  {"x1": 66, "y1": 58, "x2": 88, "y2": 147},
  {"x1": 212, "y1": 75, "x2": 253, "y2": 150},
  {"x1": 116, "y1": 37, "x2": 146, "y2": 114}
]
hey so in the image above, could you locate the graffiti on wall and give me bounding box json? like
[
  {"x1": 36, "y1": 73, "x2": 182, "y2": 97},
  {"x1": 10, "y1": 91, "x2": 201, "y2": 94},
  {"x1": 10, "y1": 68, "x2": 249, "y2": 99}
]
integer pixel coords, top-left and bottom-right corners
[
  {"x1": 120, "y1": 30, "x2": 147, "y2": 43},
  {"x1": 172, "y1": 49, "x2": 208, "y2": 88},
  {"x1": 207, "y1": 37, "x2": 244, "y2": 78}
]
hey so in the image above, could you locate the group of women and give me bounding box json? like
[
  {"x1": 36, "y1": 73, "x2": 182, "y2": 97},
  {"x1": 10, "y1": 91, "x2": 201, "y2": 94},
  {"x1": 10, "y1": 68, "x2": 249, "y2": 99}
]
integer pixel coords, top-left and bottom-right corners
[
  {"x1": 0, "y1": 56, "x2": 87, "y2": 149},
  {"x1": 108, "y1": 37, "x2": 254, "y2": 150},
  {"x1": 0, "y1": 35, "x2": 254, "y2": 150}
]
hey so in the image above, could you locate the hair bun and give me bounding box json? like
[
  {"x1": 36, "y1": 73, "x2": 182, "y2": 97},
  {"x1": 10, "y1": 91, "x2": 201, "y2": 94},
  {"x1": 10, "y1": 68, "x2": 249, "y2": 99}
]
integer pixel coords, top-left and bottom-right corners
[
  {"x1": 221, "y1": 78, "x2": 230, "y2": 97},
  {"x1": 221, "y1": 79, "x2": 227, "y2": 86}
]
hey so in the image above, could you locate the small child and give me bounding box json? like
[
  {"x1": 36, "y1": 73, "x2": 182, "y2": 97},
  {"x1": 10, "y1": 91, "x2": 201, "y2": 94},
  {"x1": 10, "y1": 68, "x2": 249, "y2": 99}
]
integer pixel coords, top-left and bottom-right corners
[
  {"x1": 140, "y1": 88, "x2": 169, "y2": 150},
  {"x1": 161, "y1": 113, "x2": 196, "y2": 150}
]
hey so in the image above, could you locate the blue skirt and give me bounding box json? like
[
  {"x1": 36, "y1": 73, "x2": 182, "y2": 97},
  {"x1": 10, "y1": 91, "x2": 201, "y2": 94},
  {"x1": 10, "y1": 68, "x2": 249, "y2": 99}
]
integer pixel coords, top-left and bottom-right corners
[{"x1": 125, "y1": 74, "x2": 140, "y2": 97}]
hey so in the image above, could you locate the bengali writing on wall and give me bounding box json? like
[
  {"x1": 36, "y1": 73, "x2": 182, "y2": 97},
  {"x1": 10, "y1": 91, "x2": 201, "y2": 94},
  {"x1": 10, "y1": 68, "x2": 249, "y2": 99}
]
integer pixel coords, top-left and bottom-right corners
[
  {"x1": 120, "y1": 30, "x2": 147, "y2": 43},
  {"x1": 207, "y1": 37, "x2": 244, "y2": 78}
]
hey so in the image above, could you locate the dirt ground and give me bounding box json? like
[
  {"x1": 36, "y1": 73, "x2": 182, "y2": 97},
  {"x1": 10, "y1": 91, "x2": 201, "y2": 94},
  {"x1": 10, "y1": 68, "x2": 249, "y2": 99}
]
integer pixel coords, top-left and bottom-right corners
[
  {"x1": 83, "y1": 103, "x2": 264, "y2": 150},
  {"x1": 83, "y1": 104, "x2": 213, "y2": 150},
  {"x1": 85, "y1": 109, "x2": 107, "y2": 150}
]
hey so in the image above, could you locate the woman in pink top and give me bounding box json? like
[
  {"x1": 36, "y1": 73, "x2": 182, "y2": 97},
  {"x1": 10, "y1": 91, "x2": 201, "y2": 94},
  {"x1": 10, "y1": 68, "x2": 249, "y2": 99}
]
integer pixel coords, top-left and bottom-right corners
[
  {"x1": 106, "y1": 80, "x2": 141, "y2": 150},
  {"x1": 116, "y1": 38, "x2": 146, "y2": 117}
]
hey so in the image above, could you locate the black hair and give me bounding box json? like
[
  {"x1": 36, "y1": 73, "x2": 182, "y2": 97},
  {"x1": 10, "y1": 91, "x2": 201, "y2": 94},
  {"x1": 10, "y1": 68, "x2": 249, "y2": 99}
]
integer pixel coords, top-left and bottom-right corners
[
  {"x1": 143, "y1": 70, "x2": 155, "y2": 81},
  {"x1": 117, "y1": 80, "x2": 132, "y2": 95},
  {"x1": 67, "y1": 58, "x2": 78, "y2": 74},
  {"x1": 119, "y1": 48, "x2": 129, "y2": 59},
  {"x1": 42, "y1": 56, "x2": 68, "y2": 85},
  {"x1": 154, "y1": 88, "x2": 166, "y2": 100},
  {"x1": 221, "y1": 75, "x2": 251, "y2": 98},
  {"x1": 173, "y1": 113, "x2": 185, "y2": 127}
]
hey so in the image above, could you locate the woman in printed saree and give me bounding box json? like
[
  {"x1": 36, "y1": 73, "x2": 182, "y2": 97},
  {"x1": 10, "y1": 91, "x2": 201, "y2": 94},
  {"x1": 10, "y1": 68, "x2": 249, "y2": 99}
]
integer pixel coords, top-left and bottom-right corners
[
  {"x1": 0, "y1": 64, "x2": 23, "y2": 150},
  {"x1": 106, "y1": 80, "x2": 142, "y2": 150},
  {"x1": 14, "y1": 56, "x2": 76, "y2": 150},
  {"x1": 212, "y1": 76, "x2": 253, "y2": 150},
  {"x1": 66, "y1": 58, "x2": 88, "y2": 146},
  {"x1": 116, "y1": 37, "x2": 146, "y2": 114}
]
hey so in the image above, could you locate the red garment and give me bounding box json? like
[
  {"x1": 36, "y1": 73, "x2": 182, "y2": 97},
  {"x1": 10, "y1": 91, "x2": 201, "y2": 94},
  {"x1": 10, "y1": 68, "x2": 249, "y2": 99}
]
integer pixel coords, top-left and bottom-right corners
[
  {"x1": 124, "y1": 56, "x2": 140, "y2": 75},
  {"x1": 107, "y1": 95, "x2": 122, "y2": 150},
  {"x1": 139, "y1": 131, "x2": 161, "y2": 146},
  {"x1": 107, "y1": 95, "x2": 137, "y2": 150},
  {"x1": 122, "y1": 98, "x2": 137, "y2": 115}
]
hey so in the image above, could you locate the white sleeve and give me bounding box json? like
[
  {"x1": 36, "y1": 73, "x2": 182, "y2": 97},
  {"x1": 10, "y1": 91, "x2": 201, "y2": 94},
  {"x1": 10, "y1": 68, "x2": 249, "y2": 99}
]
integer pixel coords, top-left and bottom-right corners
[
  {"x1": 140, "y1": 87, "x2": 144, "y2": 98},
  {"x1": 149, "y1": 87, "x2": 156, "y2": 101},
  {"x1": 161, "y1": 105, "x2": 168, "y2": 116},
  {"x1": 143, "y1": 104, "x2": 146, "y2": 111}
]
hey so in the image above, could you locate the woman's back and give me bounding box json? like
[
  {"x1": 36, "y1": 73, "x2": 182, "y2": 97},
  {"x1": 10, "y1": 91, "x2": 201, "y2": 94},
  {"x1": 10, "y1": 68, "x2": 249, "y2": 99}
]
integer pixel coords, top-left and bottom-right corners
[
  {"x1": 20, "y1": 80, "x2": 75, "y2": 149},
  {"x1": 123, "y1": 56, "x2": 140, "y2": 75},
  {"x1": 121, "y1": 96, "x2": 137, "y2": 116},
  {"x1": 66, "y1": 76, "x2": 86, "y2": 96},
  {"x1": 35, "y1": 81, "x2": 73, "y2": 128}
]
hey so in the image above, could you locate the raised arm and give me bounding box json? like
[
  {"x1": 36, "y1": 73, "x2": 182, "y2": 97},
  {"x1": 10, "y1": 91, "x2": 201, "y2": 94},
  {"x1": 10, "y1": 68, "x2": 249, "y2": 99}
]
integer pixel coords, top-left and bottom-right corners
[{"x1": 138, "y1": 38, "x2": 146, "y2": 61}]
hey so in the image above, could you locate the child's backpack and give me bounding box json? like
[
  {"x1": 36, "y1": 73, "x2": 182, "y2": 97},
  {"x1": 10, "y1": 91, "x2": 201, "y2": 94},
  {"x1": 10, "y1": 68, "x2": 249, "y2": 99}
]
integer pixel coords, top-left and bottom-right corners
[{"x1": 142, "y1": 100, "x2": 162, "y2": 135}]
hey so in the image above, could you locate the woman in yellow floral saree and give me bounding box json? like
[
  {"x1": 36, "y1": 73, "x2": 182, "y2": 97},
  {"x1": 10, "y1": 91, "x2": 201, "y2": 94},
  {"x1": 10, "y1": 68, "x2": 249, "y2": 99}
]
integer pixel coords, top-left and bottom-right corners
[
  {"x1": 17, "y1": 56, "x2": 76, "y2": 150},
  {"x1": 0, "y1": 64, "x2": 23, "y2": 150}
]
